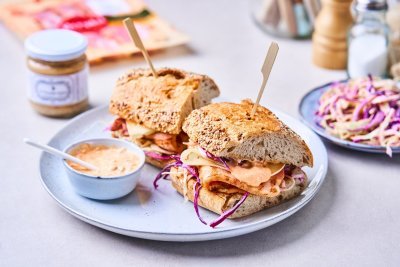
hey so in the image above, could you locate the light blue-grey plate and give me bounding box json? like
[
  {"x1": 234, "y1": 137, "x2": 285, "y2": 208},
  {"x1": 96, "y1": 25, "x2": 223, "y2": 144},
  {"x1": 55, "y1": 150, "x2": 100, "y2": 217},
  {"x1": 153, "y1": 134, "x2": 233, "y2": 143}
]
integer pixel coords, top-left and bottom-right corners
[
  {"x1": 39, "y1": 105, "x2": 328, "y2": 242},
  {"x1": 299, "y1": 82, "x2": 400, "y2": 154}
]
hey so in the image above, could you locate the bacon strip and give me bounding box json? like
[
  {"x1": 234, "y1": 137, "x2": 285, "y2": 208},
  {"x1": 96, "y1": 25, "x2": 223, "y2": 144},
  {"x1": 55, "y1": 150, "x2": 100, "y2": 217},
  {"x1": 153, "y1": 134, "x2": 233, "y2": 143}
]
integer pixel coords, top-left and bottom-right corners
[
  {"x1": 145, "y1": 132, "x2": 185, "y2": 153},
  {"x1": 199, "y1": 166, "x2": 288, "y2": 196},
  {"x1": 110, "y1": 118, "x2": 128, "y2": 136},
  {"x1": 109, "y1": 118, "x2": 186, "y2": 153}
]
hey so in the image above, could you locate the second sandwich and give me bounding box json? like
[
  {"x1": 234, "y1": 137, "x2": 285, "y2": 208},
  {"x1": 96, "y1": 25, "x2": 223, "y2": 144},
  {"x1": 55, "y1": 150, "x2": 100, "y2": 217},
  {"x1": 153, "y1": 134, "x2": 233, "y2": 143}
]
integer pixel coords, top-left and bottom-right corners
[{"x1": 109, "y1": 68, "x2": 220, "y2": 168}]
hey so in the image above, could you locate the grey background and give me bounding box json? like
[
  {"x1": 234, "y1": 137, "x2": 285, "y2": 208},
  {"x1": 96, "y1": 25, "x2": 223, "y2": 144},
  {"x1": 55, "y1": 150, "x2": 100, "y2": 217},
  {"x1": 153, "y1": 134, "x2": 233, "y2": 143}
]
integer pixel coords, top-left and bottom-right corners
[{"x1": 1, "y1": 0, "x2": 399, "y2": 266}]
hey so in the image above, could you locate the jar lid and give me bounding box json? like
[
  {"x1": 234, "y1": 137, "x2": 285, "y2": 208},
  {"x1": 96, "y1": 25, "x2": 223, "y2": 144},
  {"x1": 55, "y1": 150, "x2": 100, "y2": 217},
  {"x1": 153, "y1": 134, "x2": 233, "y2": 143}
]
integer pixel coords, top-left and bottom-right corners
[
  {"x1": 25, "y1": 29, "x2": 88, "y2": 62},
  {"x1": 355, "y1": 0, "x2": 387, "y2": 12}
]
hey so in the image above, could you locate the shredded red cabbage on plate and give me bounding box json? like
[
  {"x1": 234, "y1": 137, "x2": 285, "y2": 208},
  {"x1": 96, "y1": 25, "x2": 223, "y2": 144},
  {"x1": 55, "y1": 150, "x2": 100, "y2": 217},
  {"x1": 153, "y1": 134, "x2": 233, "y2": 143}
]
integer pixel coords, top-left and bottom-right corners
[
  {"x1": 209, "y1": 192, "x2": 249, "y2": 228},
  {"x1": 152, "y1": 162, "x2": 176, "y2": 189},
  {"x1": 152, "y1": 152, "x2": 249, "y2": 227},
  {"x1": 193, "y1": 181, "x2": 207, "y2": 225},
  {"x1": 316, "y1": 76, "x2": 400, "y2": 156}
]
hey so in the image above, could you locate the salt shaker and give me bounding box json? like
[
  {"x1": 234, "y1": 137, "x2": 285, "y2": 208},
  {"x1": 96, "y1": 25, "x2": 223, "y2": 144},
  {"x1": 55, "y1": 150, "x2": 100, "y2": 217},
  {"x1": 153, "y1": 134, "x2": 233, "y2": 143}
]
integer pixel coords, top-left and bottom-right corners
[{"x1": 347, "y1": 0, "x2": 389, "y2": 78}]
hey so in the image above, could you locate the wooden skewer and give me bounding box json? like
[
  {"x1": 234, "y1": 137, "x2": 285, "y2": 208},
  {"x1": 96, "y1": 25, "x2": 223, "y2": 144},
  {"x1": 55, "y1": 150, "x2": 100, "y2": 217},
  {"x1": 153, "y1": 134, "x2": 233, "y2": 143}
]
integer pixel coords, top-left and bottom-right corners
[
  {"x1": 123, "y1": 18, "x2": 158, "y2": 78},
  {"x1": 251, "y1": 42, "x2": 279, "y2": 118}
]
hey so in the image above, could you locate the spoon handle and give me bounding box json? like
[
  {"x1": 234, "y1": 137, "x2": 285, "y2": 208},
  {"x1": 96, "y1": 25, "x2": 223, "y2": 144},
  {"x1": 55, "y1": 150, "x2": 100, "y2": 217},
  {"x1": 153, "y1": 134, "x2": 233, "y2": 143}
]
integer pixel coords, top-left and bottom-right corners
[{"x1": 24, "y1": 138, "x2": 98, "y2": 171}]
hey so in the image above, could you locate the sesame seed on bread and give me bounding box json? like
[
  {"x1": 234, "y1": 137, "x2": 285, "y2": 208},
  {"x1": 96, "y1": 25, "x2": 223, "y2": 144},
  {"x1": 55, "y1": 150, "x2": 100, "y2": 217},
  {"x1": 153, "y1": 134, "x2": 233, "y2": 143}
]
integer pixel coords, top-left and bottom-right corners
[{"x1": 109, "y1": 68, "x2": 220, "y2": 135}]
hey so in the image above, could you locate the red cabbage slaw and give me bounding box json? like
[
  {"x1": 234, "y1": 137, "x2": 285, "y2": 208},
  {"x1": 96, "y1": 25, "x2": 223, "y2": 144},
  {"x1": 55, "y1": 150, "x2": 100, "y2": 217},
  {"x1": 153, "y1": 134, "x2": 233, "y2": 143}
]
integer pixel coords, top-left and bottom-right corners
[
  {"x1": 152, "y1": 150, "x2": 305, "y2": 228},
  {"x1": 152, "y1": 152, "x2": 248, "y2": 228},
  {"x1": 209, "y1": 192, "x2": 249, "y2": 228},
  {"x1": 152, "y1": 157, "x2": 209, "y2": 225},
  {"x1": 197, "y1": 147, "x2": 230, "y2": 171},
  {"x1": 316, "y1": 76, "x2": 400, "y2": 156},
  {"x1": 193, "y1": 181, "x2": 207, "y2": 225}
]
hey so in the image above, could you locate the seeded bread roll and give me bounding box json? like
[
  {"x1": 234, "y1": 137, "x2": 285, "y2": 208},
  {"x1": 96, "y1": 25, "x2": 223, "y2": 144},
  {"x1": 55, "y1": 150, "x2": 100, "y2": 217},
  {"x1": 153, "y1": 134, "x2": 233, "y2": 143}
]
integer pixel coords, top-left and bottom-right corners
[
  {"x1": 109, "y1": 68, "x2": 220, "y2": 135},
  {"x1": 182, "y1": 100, "x2": 313, "y2": 167},
  {"x1": 170, "y1": 167, "x2": 307, "y2": 219}
]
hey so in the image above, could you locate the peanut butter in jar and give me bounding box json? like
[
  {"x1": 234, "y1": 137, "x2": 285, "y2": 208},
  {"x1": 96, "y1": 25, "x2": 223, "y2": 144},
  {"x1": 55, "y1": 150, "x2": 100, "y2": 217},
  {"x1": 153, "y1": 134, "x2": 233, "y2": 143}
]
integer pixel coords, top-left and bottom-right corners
[{"x1": 25, "y1": 29, "x2": 89, "y2": 117}]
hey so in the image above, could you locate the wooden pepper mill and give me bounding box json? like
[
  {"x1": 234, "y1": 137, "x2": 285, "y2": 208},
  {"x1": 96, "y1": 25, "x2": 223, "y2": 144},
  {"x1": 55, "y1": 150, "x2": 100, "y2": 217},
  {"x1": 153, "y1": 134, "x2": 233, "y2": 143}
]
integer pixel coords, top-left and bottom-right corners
[{"x1": 312, "y1": 0, "x2": 353, "y2": 69}]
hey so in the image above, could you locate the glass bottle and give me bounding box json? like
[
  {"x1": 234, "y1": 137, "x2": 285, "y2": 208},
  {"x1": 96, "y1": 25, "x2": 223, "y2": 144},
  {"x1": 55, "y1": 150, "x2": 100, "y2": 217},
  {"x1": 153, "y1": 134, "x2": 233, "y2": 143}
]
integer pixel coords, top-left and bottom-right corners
[
  {"x1": 251, "y1": 0, "x2": 314, "y2": 39},
  {"x1": 347, "y1": 0, "x2": 389, "y2": 78},
  {"x1": 387, "y1": 0, "x2": 400, "y2": 79},
  {"x1": 25, "y1": 29, "x2": 89, "y2": 118}
]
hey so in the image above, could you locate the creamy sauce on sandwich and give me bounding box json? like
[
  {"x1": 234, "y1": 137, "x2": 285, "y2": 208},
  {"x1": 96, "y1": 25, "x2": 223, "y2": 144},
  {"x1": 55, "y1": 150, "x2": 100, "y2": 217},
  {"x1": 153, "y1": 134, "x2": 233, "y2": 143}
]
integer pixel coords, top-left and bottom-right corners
[
  {"x1": 228, "y1": 161, "x2": 284, "y2": 187},
  {"x1": 67, "y1": 143, "x2": 139, "y2": 177}
]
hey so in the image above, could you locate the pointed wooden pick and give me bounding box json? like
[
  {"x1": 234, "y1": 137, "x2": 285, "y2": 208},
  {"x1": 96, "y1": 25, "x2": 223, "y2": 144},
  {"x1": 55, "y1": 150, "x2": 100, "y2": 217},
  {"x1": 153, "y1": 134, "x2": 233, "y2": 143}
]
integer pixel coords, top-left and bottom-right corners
[
  {"x1": 251, "y1": 42, "x2": 279, "y2": 117},
  {"x1": 123, "y1": 18, "x2": 158, "y2": 78}
]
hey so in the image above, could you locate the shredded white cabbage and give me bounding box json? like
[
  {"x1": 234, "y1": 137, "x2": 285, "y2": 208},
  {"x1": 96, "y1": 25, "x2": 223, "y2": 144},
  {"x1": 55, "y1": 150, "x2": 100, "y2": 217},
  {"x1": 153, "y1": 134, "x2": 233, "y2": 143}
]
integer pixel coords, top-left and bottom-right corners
[{"x1": 317, "y1": 77, "x2": 400, "y2": 156}]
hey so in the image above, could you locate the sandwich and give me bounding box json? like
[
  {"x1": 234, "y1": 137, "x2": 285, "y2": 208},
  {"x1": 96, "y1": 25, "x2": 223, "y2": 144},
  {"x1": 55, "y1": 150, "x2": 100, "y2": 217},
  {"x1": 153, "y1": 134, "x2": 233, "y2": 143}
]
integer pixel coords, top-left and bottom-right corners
[
  {"x1": 109, "y1": 68, "x2": 220, "y2": 168},
  {"x1": 154, "y1": 100, "x2": 313, "y2": 227}
]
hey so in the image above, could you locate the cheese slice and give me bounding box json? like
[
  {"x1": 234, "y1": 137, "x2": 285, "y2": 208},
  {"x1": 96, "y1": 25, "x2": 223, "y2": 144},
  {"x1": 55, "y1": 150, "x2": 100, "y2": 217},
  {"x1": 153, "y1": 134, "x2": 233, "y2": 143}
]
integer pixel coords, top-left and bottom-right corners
[
  {"x1": 126, "y1": 120, "x2": 155, "y2": 138},
  {"x1": 180, "y1": 148, "x2": 225, "y2": 169}
]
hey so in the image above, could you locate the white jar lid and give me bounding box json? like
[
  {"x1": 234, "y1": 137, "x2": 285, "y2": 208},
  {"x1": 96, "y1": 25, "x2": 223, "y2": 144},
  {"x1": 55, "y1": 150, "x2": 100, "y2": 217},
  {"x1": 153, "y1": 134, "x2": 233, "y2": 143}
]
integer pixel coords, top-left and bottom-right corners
[{"x1": 25, "y1": 29, "x2": 88, "y2": 62}]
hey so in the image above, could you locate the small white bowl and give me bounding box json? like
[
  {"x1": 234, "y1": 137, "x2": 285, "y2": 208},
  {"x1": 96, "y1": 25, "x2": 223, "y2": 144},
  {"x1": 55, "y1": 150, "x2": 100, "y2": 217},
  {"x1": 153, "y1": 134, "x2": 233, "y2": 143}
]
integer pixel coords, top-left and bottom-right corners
[{"x1": 62, "y1": 138, "x2": 145, "y2": 200}]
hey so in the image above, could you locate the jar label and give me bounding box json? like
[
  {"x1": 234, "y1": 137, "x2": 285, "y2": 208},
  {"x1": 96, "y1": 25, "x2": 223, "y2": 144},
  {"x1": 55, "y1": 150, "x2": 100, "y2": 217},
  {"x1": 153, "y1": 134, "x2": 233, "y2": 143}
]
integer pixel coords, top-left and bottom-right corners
[{"x1": 27, "y1": 67, "x2": 88, "y2": 106}]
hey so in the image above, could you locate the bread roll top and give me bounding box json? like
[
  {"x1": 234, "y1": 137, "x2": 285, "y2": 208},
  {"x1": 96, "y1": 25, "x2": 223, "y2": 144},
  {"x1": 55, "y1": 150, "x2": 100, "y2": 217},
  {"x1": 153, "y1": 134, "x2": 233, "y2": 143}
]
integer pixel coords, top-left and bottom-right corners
[
  {"x1": 109, "y1": 68, "x2": 220, "y2": 134},
  {"x1": 183, "y1": 100, "x2": 313, "y2": 167}
]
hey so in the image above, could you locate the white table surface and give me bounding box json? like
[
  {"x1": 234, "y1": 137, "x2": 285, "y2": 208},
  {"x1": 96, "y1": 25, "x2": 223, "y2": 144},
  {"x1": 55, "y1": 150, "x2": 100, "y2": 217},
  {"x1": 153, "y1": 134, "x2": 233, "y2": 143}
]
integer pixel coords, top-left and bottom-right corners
[{"x1": 1, "y1": 0, "x2": 399, "y2": 266}]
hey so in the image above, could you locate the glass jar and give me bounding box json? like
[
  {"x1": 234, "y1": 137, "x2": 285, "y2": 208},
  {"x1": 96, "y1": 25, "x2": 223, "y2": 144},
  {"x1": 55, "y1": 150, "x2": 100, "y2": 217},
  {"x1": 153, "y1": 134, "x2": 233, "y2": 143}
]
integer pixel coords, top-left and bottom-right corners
[
  {"x1": 25, "y1": 29, "x2": 89, "y2": 118},
  {"x1": 387, "y1": 1, "x2": 400, "y2": 79},
  {"x1": 347, "y1": 0, "x2": 389, "y2": 78},
  {"x1": 251, "y1": 0, "x2": 316, "y2": 39}
]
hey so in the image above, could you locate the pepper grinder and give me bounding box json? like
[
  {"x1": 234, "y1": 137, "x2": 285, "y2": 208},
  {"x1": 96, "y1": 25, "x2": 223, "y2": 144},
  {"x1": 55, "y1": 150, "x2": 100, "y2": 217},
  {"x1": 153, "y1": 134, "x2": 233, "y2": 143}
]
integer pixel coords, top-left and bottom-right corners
[{"x1": 312, "y1": 0, "x2": 353, "y2": 69}]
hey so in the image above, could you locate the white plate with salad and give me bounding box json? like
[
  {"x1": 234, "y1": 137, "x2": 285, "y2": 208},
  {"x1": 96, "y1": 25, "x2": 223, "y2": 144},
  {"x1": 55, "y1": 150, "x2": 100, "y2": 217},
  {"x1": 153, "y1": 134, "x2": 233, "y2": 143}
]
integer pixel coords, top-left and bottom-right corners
[
  {"x1": 299, "y1": 76, "x2": 400, "y2": 156},
  {"x1": 39, "y1": 105, "x2": 327, "y2": 242}
]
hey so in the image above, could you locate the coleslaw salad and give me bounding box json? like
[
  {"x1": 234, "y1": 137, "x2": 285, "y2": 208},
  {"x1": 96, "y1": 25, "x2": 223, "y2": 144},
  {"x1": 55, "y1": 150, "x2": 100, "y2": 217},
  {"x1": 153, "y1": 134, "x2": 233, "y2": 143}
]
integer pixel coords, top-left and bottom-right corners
[{"x1": 316, "y1": 76, "x2": 400, "y2": 157}]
